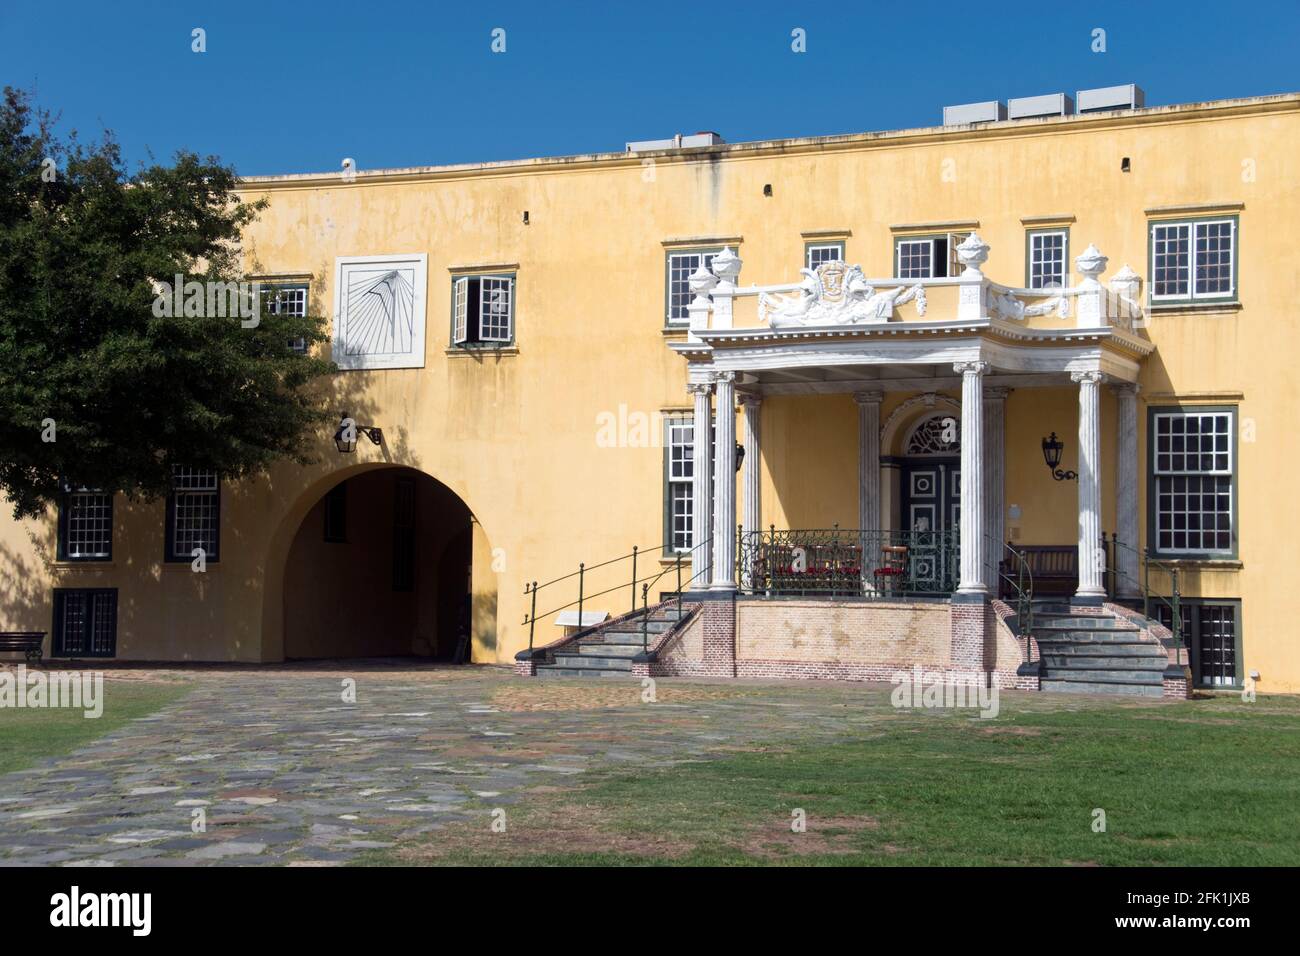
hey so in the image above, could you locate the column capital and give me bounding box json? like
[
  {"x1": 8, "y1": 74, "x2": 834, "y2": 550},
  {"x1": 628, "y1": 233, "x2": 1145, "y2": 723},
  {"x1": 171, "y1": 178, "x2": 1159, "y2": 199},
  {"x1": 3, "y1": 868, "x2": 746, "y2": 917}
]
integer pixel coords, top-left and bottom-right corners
[
  {"x1": 982, "y1": 385, "x2": 1011, "y2": 401},
  {"x1": 714, "y1": 370, "x2": 737, "y2": 385},
  {"x1": 1110, "y1": 380, "x2": 1140, "y2": 397},
  {"x1": 1070, "y1": 369, "x2": 1106, "y2": 385},
  {"x1": 737, "y1": 391, "x2": 763, "y2": 407},
  {"x1": 686, "y1": 380, "x2": 714, "y2": 396},
  {"x1": 953, "y1": 360, "x2": 989, "y2": 376},
  {"x1": 852, "y1": 389, "x2": 885, "y2": 405}
]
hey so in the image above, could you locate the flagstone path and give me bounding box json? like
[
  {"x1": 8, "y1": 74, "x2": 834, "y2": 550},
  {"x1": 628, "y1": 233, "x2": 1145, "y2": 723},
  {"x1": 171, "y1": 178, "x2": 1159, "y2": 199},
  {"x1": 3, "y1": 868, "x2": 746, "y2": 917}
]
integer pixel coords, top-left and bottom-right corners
[{"x1": 0, "y1": 663, "x2": 933, "y2": 866}]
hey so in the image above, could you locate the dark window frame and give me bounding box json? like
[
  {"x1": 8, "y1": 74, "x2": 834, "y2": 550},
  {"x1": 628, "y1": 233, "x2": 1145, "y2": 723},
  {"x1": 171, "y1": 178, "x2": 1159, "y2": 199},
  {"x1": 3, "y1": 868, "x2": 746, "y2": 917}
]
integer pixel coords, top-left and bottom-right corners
[
  {"x1": 57, "y1": 489, "x2": 114, "y2": 562},
  {"x1": 51, "y1": 587, "x2": 118, "y2": 658},
  {"x1": 164, "y1": 468, "x2": 221, "y2": 564},
  {"x1": 1155, "y1": 597, "x2": 1243, "y2": 690},
  {"x1": 1146, "y1": 404, "x2": 1238, "y2": 560}
]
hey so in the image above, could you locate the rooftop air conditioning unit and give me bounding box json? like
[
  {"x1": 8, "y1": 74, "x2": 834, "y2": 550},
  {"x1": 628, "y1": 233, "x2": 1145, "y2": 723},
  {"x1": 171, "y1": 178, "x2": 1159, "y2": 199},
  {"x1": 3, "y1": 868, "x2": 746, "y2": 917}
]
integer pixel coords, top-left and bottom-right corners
[
  {"x1": 1007, "y1": 93, "x2": 1074, "y2": 120},
  {"x1": 1076, "y1": 84, "x2": 1145, "y2": 113},
  {"x1": 942, "y1": 101, "x2": 1007, "y2": 125}
]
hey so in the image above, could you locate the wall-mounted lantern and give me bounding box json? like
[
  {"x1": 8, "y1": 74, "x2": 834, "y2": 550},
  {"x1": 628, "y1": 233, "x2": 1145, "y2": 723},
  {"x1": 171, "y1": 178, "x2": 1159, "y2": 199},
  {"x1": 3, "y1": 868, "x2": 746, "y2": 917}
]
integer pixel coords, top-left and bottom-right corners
[
  {"x1": 334, "y1": 411, "x2": 383, "y2": 454},
  {"x1": 734, "y1": 442, "x2": 745, "y2": 473},
  {"x1": 1041, "y1": 432, "x2": 1077, "y2": 481}
]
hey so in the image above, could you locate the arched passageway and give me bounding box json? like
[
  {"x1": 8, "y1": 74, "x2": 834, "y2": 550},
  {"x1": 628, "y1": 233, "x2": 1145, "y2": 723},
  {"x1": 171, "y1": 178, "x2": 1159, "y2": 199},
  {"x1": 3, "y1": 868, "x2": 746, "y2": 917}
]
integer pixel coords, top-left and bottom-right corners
[{"x1": 281, "y1": 467, "x2": 476, "y2": 660}]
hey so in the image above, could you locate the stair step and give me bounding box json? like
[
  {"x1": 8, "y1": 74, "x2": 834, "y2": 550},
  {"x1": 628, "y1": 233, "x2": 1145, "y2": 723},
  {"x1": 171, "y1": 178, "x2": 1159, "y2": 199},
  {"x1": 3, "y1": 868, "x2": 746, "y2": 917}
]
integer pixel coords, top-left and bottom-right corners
[
  {"x1": 1034, "y1": 631, "x2": 1147, "y2": 645},
  {"x1": 1037, "y1": 642, "x2": 1164, "y2": 657},
  {"x1": 1033, "y1": 617, "x2": 1138, "y2": 630},
  {"x1": 536, "y1": 667, "x2": 637, "y2": 679},
  {"x1": 1041, "y1": 654, "x2": 1166, "y2": 669},
  {"x1": 1041, "y1": 667, "x2": 1165, "y2": 683},
  {"x1": 603, "y1": 621, "x2": 672, "y2": 635},
  {"x1": 552, "y1": 653, "x2": 633, "y2": 670},
  {"x1": 575, "y1": 642, "x2": 642, "y2": 657},
  {"x1": 598, "y1": 629, "x2": 663, "y2": 644},
  {"x1": 1040, "y1": 678, "x2": 1165, "y2": 697}
]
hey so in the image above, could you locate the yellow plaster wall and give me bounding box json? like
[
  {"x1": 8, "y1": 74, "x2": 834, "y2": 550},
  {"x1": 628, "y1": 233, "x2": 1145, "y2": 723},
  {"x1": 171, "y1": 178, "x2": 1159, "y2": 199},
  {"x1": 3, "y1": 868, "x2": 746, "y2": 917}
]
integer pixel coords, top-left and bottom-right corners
[{"x1": 2, "y1": 96, "x2": 1296, "y2": 688}]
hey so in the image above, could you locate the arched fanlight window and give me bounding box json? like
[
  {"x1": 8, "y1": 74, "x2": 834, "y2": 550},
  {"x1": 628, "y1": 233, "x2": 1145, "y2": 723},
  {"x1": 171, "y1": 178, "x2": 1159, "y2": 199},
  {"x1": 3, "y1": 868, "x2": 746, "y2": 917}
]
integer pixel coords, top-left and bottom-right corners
[{"x1": 905, "y1": 414, "x2": 961, "y2": 455}]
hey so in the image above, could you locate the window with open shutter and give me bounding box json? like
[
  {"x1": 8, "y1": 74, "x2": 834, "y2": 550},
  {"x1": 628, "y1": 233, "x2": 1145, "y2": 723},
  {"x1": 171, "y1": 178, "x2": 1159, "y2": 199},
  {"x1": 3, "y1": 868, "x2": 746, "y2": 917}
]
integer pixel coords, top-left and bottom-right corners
[{"x1": 452, "y1": 276, "x2": 469, "y2": 344}]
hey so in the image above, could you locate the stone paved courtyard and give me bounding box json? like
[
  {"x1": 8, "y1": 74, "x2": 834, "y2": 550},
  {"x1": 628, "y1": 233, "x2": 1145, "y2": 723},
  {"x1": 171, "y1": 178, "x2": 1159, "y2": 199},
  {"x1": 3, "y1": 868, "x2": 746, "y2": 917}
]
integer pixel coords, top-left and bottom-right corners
[{"x1": 0, "y1": 662, "x2": 963, "y2": 866}]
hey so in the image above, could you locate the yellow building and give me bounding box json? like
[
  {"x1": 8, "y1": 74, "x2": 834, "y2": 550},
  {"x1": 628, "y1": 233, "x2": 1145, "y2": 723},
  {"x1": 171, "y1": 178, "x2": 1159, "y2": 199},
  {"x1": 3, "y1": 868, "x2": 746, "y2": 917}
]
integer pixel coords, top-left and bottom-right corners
[{"x1": 2, "y1": 89, "x2": 1297, "y2": 694}]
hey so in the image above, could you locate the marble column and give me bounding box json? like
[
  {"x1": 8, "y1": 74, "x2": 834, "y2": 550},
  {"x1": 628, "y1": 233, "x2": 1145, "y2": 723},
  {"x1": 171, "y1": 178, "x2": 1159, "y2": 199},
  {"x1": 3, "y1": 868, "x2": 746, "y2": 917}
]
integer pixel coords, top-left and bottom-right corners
[
  {"x1": 982, "y1": 387, "x2": 1009, "y2": 591},
  {"x1": 711, "y1": 371, "x2": 737, "y2": 591},
  {"x1": 688, "y1": 380, "x2": 713, "y2": 589},
  {"x1": 1113, "y1": 382, "x2": 1141, "y2": 597},
  {"x1": 739, "y1": 393, "x2": 762, "y2": 588},
  {"x1": 854, "y1": 391, "x2": 883, "y2": 589},
  {"x1": 1073, "y1": 370, "x2": 1107, "y2": 601},
  {"x1": 954, "y1": 362, "x2": 988, "y2": 593}
]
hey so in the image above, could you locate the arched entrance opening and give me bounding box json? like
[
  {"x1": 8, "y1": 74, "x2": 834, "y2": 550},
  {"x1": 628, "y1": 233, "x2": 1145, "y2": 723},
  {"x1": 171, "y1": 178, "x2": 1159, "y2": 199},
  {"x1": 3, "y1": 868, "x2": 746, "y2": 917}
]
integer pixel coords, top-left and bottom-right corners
[{"x1": 281, "y1": 466, "x2": 475, "y2": 660}]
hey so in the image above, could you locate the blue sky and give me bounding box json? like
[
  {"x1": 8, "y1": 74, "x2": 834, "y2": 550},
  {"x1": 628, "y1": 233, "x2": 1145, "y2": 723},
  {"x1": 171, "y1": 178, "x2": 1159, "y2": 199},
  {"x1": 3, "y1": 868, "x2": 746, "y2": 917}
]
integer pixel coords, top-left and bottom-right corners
[{"x1": 2, "y1": 0, "x2": 1297, "y2": 176}]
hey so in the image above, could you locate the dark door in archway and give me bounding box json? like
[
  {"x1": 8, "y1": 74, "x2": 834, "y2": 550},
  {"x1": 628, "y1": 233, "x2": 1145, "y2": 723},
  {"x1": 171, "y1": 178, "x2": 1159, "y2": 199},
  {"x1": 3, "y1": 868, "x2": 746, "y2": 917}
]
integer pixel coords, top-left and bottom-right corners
[
  {"x1": 900, "y1": 456, "x2": 960, "y2": 591},
  {"x1": 282, "y1": 467, "x2": 474, "y2": 660}
]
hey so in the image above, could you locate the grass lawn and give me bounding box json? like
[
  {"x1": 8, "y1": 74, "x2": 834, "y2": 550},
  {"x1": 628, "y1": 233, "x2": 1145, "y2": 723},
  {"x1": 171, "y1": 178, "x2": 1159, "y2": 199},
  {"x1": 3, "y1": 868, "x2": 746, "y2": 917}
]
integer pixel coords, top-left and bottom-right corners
[
  {"x1": 370, "y1": 690, "x2": 1300, "y2": 866},
  {"x1": 0, "y1": 678, "x2": 191, "y2": 776}
]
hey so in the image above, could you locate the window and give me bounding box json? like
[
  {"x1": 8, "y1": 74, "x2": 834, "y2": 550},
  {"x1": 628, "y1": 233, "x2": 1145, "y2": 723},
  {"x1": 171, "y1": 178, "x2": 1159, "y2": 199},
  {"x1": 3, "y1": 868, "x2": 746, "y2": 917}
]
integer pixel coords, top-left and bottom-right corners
[
  {"x1": 393, "y1": 477, "x2": 415, "y2": 591},
  {"x1": 1149, "y1": 217, "x2": 1237, "y2": 302},
  {"x1": 52, "y1": 588, "x2": 118, "y2": 658},
  {"x1": 895, "y1": 233, "x2": 967, "y2": 279},
  {"x1": 452, "y1": 274, "x2": 515, "y2": 346},
  {"x1": 805, "y1": 241, "x2": 845, "y2": 269},
  {"x1": 665, "y1": 250, "x2": 720, "y2": 325},
  {"x1": 1150, "y1": 408, "x2": 1235, "y2": 557},
  {"x1": 262, "y1": 284, "x2": 309, "y2": 353},
  {"x1": 664, "y1": 416, "x2": 695, "y2": 552},
  {"x1": 166, "y1": 466, "x2": 220, "y2": 562},
  {"x1": 324, "y1": 481, "x2": 347, "y2": 543},
  {"x1": 1026, "y1": 229, "x2": 1069, "y2": 289},
  {"x1": 58, "y1": 490, "x2": 113, "y2": 561},
  {"x1": 663, "y1": 413, "x2": 716, "y2": 552},
  {"x1": 1155, "y1": 599, "x2": 1242, "y2": 688}
]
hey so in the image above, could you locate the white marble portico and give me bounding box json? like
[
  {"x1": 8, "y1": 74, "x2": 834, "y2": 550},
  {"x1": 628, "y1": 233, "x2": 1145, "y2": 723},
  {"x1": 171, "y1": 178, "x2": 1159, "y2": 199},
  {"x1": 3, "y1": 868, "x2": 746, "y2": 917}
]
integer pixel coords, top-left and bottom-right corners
[{"x1": 674, "y1": 236, "x2": 1153, "y2": 602}]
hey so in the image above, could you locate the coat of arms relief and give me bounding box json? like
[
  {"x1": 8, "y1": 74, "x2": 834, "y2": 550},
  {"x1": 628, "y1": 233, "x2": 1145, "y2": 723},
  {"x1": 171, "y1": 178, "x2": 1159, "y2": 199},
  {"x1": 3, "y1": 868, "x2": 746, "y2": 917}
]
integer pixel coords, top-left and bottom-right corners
[{"x1": 759, "y1": 260, "x2": 927, "y2": 327}]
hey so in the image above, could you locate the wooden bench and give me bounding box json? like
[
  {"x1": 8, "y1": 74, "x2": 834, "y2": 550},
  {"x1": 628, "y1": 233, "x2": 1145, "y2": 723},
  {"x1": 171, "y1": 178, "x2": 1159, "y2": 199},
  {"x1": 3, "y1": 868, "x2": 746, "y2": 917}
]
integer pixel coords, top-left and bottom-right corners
[
  {"x1": 998, "y1": 545, "x2": 1077, "y2": 599},
  {"x1": 0, "y1": 632, "x2": 46, "y2": 665}
]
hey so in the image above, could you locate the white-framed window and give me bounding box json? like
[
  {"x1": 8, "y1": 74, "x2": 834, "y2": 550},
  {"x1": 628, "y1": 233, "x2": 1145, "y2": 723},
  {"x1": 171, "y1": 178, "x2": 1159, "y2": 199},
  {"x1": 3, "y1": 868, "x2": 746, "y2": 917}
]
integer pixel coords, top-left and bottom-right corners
[
  {"x1": 895, "y1": 233, "x2": 967, "y2": 279},
  {"x1": 806, "y1": 241, "x2": 845, "y2": 269},
  {"x1": 665, "y1": 416, "x2": 695, "y2": 552},
  {"x1": 167, "y1": 466, "x2": 220, "y2": 561},
  {"x1": 452, "y1": 273, "x2": 515, "y2": 346},
  {"x1": 1027, "y1": 230, "x2": 1068, "y2": 289},
  {"x1": 1150, "y1": 217, "x2": 1237, "y2": 302},
  {"x1": 58, "y1": 490, "x2": 113, "y2": 560},
  {"x1": 263, "y1": 284, "x2": 309, "y2": 353},
  {"x1": 665, "y1": 250, "x2": 720, "y2": 325},
  {"x1": 1151, "y1": 409, "x2": 1235, "y2": 556}
]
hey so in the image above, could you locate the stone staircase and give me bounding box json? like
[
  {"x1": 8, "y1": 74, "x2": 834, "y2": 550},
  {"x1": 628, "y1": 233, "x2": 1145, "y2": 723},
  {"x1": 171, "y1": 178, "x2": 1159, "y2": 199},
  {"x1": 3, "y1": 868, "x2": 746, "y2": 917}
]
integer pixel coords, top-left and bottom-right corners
[
  {"x1": 535, "y1": 604, "x2": 690, "y2": 678},
  {"x1": 1031, "y1": 602, "x2": 1168, "y2": 697}
]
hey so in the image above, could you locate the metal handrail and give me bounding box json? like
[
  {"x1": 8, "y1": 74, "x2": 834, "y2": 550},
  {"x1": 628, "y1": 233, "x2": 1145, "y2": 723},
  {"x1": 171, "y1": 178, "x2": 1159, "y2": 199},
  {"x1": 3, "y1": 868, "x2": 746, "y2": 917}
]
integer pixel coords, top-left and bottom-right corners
[
  {"x1": 993, "y1": 539, "x2": 1035, "y2": 662},
  {"x1": 1106, "y1": 535, "x2": 1182, "y2": 650},
  {"x1": 522, "y1": 537, "x2": 712, "y2": 651}
]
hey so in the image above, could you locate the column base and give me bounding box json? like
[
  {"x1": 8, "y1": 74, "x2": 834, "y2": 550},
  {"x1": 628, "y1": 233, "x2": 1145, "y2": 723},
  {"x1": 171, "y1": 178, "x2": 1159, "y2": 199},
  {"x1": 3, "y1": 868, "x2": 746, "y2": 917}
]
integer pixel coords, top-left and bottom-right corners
[{"x1": 1070, "y1": 593, "x2": 1105, "y2": 608}]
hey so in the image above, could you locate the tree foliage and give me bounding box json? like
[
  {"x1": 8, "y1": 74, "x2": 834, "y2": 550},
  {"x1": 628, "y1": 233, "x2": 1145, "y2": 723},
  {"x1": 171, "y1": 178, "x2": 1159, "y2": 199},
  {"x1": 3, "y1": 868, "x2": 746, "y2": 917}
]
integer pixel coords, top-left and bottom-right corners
[{"x1": 0, "y1": 88, "x2": 334, "y2": 519}]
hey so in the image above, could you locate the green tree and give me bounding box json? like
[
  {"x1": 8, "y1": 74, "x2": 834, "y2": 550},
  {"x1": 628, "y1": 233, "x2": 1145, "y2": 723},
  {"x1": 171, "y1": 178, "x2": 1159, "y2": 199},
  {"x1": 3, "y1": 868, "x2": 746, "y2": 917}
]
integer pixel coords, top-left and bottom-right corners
[{"x1": 0, "y1": 88, "x2": 334, "y2": 519}]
